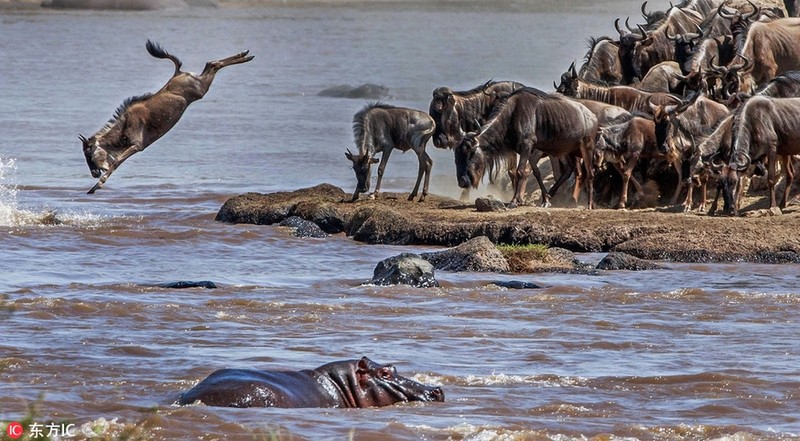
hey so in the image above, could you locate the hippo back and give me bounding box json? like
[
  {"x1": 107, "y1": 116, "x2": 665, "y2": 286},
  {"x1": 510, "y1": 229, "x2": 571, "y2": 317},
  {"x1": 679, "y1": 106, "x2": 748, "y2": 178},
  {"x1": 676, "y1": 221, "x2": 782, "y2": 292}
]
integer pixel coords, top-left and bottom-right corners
[{"x1": 177, "y1": 368, "x2": 342, "y2": 408}]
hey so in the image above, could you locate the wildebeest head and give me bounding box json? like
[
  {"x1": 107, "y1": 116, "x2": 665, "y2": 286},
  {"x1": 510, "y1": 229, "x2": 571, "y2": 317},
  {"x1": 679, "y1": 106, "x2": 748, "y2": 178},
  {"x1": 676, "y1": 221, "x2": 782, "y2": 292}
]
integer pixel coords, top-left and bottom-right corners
[
  {"x1": 454, "y1": 132, "x2": 486, "y2": 189},
  {"x1": 705, "y1": 55, "x2": 753, "y2": 100},
  {"x1": 649, "y1": 96, "x2": 687, "y2": 155},
  {"x1": 345, "y1": 149, "x2": 379, "y2": 197},
  {"x1": 80, "y1": 134, "x2": 109, "y2": 179},
  {"x1": 429, "y1": 87, "x2": 453, "y2": 148},
  {"x1": 556, "y1": 62, "x2": 579, "y2": 96},
  {"x1": 616, "y1": 17, "x2": 646, "y2": 83}
]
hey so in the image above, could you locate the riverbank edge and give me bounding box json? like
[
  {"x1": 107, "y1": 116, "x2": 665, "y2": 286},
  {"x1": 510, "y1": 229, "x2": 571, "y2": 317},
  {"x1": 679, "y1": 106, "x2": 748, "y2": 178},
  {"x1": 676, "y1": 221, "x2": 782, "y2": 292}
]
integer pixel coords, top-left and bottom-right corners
[{"x1": 215, "y1": 183, "x2": 800, "y2": 265}]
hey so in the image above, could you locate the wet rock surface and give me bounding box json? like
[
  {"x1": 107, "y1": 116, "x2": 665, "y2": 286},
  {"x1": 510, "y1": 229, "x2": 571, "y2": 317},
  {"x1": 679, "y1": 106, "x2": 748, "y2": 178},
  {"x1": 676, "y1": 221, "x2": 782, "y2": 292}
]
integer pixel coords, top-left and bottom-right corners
[
  {"x1": 370, "y1": 253, "x2": 439, "y2": 288},
  {"x1": 278, "y1": 216, "x2": 328, "y2": 238},
  {"x1": 596, "y1": 252, "x2": 665, "y2": 271},
  {"x1": 420, "y1": 236, "x2": 510, "y2": 273},
  {"x1": 216, "y1": 184, "x2": 800, "y2": 265}
]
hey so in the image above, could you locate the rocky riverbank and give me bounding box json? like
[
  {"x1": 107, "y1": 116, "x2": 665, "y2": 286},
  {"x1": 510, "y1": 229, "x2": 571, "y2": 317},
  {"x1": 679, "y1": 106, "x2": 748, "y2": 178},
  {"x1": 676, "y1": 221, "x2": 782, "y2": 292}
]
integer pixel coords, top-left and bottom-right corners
[{"x1": 215, "y1": 184, "x2": 800, "y2": 264}]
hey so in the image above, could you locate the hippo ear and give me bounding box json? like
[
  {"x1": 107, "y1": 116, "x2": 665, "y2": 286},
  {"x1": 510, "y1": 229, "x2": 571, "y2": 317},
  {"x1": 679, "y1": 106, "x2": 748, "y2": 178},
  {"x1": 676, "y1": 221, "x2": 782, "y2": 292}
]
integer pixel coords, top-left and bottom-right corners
[{"x1": 357, "y1": 356, "x2": 372, "y2": 373}]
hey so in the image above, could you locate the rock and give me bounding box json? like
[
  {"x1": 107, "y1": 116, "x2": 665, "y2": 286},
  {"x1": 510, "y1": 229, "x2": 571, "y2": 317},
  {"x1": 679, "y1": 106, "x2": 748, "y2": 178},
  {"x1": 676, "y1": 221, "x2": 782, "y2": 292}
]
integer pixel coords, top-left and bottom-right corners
[
  {"x1": 490, "y1": 280, "x2": 541, "y2": 289},
  {"x1": 215, "y1": 184, "x2": 347, "y2": 226},
  {"x1": 318, "y1": 84, "x2": 390, "y2": 99},
  {"x1": 278, "y1": 216, "x2": 328, "y2": 238},
  {"x1": 421, "y1": 236, "x2": 510, "y2": 272},
  {"x1": 596, "y1": 252, "x2": 664, "y2": 270},
  {"x1": 475, "y1": 195, "x2": 507, "y2": 212},
  {"x1": 369, "y1": 253, "x2": 439, "y2": 288},
  {"x1": 158, "y1": 281, "x2": 217, "y2": 289},
  {"x1": 501, "y1": 245, "x2": 584, "y2": 273}
]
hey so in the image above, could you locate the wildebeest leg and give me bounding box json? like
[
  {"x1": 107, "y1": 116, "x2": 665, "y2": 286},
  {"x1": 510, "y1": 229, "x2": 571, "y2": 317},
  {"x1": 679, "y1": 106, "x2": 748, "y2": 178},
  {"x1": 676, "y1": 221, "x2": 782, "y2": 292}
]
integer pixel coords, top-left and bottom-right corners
[
  {"x1": 524, "y1": 150, "x2": 548, "y2": 208},
  {"x1": 577, "y1": 137, "x2": 595, "y2": 209},
  {"x1": 668, "y1": 157, "x2": 683, "y2": 205},
  {"x1": 616, "y1": 154, "x2": 639, "y2": 209},
  {"x1": 548, "y1": 157, "x2": 574, "y2": 202},
  {"x1": 409, "y1": 150, "x2": 433, "y2": 202},
  {"x1": 87, "y1": 144, "x2": 142, "y2": 194},
  {"x1": 780, "y1": 154, "x2": 793, "y2": 209},
  {"x1": 509, "y1": 148, "x2": 535, "y2": 208},
  {"x1": 459, "y1": 188, "x2": 471, "y2": 203},
  {"x1": 767, "y1": 148, "x2": 779, "y2": 210},
  {"x1": 196, "y1": 51, "x2": 254, "y2": 89},
  {"x1": 683, "y1": 180, "x2": 694, "y2": 212},
  {"x1": 697, "y1": 175, "x2": 708, "y2": 212},
  {"x1": 372, "y1": 147, "x2": 392, "y2": 199}
]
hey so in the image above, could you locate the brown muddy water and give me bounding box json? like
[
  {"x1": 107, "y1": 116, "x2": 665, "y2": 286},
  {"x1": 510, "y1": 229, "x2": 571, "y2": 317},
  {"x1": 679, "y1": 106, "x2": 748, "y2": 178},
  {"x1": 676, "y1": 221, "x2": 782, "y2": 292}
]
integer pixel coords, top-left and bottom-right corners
[{"x1": 0, "y1": 1, "x2": 798, "y2": 440}]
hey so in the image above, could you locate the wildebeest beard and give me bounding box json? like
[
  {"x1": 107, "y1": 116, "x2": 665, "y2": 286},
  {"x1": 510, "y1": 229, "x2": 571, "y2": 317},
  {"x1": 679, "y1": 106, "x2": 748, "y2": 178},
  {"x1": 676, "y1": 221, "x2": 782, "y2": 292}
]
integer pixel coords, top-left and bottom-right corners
[{"x1": 454, "y1": 137, "x2": 485, "y2": 189}]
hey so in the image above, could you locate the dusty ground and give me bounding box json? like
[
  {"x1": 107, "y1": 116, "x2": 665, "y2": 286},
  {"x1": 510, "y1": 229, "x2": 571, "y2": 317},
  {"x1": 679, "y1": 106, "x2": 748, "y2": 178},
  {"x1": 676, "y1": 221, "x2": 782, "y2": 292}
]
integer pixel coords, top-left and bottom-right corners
[{"x1": 216, "y1": 183, "x2": 800, "y2": 263}]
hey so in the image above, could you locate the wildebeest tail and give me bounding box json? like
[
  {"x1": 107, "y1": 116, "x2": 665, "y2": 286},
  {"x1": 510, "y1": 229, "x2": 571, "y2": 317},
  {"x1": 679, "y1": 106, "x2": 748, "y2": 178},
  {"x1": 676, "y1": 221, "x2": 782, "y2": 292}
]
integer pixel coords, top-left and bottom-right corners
[{"x1": 146, "y1": 40, "x2": 182, "y2": 76}]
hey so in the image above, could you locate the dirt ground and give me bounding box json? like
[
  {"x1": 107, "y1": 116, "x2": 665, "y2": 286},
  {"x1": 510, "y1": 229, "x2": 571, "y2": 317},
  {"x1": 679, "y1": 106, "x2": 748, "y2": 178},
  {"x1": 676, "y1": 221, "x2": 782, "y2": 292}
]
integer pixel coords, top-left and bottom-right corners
[{"x1": 215, "y1": 183, "x2": 800, "y2": 263}]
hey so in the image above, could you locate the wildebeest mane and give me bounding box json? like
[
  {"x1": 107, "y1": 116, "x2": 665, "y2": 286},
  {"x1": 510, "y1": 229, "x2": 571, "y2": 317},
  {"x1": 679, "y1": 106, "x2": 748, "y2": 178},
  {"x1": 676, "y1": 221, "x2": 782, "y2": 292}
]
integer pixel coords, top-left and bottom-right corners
[
  {"x1": 450, "y1": 79, "x2": 495, "y2": 97},
  {"x1": 352, "y1": 102, "x2": 394, "y2": 150},
  {"x1": 97, "y1": 93, "x2": 154, "y2": 136},
  {"x1": 583, "y1": 36, "x2": 615, "y2": 63}
]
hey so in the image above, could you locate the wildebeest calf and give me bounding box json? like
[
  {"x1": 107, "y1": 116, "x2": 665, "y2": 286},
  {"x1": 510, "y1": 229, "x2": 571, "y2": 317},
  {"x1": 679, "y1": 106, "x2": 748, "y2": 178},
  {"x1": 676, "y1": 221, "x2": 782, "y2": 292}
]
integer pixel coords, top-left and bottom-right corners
[
  {"x1": 345, "y1": 103, "x2": 435, "y2": 202},
  {"x1": 81, "y1": 40, "x2": 253, "y2": 194}
]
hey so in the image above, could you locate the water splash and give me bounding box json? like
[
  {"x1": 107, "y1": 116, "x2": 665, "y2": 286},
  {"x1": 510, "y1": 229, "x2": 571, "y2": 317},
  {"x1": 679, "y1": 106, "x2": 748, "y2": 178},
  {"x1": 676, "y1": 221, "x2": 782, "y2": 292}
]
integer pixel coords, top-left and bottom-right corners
[{"x1": 0, "y1": 156, "x2": 103, "y2": 228}]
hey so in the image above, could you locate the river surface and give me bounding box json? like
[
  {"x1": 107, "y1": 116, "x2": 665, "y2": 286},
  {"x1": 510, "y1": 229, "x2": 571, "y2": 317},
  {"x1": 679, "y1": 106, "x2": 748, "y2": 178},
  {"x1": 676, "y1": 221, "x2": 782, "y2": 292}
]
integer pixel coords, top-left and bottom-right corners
[{"x1": 0, "y1": 1, "x2": 798, "y2": 440}]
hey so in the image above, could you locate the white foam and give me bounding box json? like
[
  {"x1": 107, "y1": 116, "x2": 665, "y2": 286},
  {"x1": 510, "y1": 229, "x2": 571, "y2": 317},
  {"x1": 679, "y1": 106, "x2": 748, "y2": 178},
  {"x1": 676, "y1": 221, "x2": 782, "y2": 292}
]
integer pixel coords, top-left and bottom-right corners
[{"x1": 0, "y1": 156, "x2": 107, "y2": 228}]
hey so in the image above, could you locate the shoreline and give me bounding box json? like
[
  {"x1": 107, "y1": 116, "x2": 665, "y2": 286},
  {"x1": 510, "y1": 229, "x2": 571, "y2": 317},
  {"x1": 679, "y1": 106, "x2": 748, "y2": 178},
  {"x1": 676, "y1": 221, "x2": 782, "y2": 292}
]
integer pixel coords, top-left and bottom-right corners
[{"x1": 215, "y1": 184, "x2": 800, "y2": 265}]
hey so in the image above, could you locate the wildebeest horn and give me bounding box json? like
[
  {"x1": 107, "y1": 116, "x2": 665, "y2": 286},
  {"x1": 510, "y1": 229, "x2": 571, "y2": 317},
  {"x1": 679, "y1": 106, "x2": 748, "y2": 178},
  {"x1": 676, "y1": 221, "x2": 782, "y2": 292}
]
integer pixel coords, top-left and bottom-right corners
[
  {"x1": 741, "y1": 55, "x2": 753, "y2": 72},
  {"x1": 717, "y1": 3, "x2": 738, "y2": 19},
  {"x1": 743, "y1": 0, "x2": 760, "y2": 20},
  {"x1": 553, "y1": 81, "x2": 559, "y2": 90},
  {"x1": 706, "y1": 55, "x2": 728, "y2": 75},
  {"x1": 666, "y1": 30, "x2": 679, "y2": 41},
  {"x1": 569, "y1": 61, "x2": 577, "y2": 77},
  {"x1": 637, "y1": 24, "x2": 650, "y2": 39},
  {"x1": 641, "y1": 1, "x2": 649, "y2": 19},
  {"x1": 78, "y1": 134, "x2": 88, "y2": 143},
  {"x1": 626, "y1": 17, "x2": 639, "y2": 33},
  {"x1": 728, "y1": 55, "x2": 752, "y2": 74},
  {"x1": 615, "y1": 18, "x2": 629, "y2": 36}
]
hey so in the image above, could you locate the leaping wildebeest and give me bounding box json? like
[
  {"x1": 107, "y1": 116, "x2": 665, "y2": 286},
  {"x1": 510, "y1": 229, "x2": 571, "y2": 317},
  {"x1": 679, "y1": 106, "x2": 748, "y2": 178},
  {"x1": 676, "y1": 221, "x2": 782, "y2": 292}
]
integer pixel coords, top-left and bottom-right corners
[
  {"x1": 454, "y1": 88, "x2": 598, "y2": 209},
  {"x1": 345, "y1": 103, "x2": 435, "y2": 202},
  {"x1": 80, "y1": 40, "x2": 254, "y2": 194}
]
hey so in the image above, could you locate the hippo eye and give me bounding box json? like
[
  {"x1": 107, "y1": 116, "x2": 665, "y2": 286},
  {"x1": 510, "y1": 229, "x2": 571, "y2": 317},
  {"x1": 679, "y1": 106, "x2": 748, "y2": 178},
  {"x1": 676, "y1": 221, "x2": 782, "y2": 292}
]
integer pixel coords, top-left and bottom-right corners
[{"x1": 378, "y1": 367, "x2": 393, "y2": 380}]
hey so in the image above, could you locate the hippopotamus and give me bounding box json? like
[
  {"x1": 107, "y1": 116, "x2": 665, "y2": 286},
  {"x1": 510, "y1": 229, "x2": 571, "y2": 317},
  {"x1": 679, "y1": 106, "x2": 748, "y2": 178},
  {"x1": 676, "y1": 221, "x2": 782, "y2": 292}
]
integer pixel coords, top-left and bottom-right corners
[{"x1": 176, "y1": 356, "x2": 444, "y2": 408}]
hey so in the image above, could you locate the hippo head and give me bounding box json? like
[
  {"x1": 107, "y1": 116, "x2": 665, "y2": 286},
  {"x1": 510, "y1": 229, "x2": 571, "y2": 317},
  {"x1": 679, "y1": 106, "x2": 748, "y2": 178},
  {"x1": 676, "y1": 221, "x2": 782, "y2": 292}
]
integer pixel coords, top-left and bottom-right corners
[{"x1": 347, "y1": 357, "x2": 444, "y2": 407}]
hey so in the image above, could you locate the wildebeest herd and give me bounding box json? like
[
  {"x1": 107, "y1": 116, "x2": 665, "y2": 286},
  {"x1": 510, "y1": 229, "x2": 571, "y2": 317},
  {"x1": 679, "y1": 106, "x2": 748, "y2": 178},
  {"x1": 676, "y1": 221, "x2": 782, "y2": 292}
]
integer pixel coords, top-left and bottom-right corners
[
  {"x1": 342, "y1": 0, "x2": 800, "y2": 216},
  {"x1": 83, "y1": 0, "x2": 800, "y2": 219}
]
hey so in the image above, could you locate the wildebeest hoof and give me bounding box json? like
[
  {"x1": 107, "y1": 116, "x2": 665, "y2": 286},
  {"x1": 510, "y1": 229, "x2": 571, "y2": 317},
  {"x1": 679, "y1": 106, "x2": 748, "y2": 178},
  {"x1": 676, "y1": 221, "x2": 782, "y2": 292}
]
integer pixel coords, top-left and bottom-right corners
[
  {"x1": 369, "y1": 193, "x2": 377, "y2": 200},
  {"x1": 507, "y1": 201, "x2": 518, "y2": 209}
]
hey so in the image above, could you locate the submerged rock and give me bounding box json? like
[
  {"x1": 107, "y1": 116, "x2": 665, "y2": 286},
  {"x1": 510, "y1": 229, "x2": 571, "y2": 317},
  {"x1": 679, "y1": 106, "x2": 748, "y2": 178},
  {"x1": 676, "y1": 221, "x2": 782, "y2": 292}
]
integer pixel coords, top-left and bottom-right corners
[
  {"x1": 278, "y1": 216, "x2": 328, "y2": 238},
  {"x1": 421, "y1": 236, "x2": 510, "y2": 273},
  {"x1": 318, "y1": 84, "x2": 390, "y2": 99},
  {"x1": 158, "y1": 281, "x2": 218, "y2": 289},
  {"x1": 490, "y1": 280, "x2": 541, "y2": 289},
  {"x1": 370, "y1": 253, "x2": 439, "y2": 288},
  {"x1": 596, "y1": 252, "x2": 664, "y2": 271}
]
